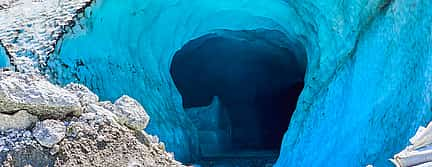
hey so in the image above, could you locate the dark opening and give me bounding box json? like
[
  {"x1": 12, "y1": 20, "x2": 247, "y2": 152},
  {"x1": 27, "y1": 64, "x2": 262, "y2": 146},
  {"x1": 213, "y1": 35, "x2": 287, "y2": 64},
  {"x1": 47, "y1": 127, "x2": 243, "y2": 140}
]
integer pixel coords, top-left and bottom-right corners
[{"x1": 170, "y1": 29, "x2": 306, "y2": 165}]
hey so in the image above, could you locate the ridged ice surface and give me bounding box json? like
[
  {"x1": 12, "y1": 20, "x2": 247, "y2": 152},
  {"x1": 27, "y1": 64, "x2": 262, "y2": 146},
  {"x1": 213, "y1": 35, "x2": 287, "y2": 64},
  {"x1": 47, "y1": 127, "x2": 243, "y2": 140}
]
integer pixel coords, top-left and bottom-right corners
[
  {"x1": 0, "y1": 45, "x2": 8, "y2": 68},
  {"x1": 0, "y1": 0, "x2": 91, "y2": 72}
]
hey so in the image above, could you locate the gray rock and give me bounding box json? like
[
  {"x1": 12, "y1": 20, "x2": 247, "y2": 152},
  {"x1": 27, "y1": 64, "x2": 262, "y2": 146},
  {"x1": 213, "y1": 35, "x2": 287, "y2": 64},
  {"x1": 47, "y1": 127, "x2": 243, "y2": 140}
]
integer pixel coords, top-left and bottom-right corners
[
  {"x1": 86, "y1": 104, "x2": 121, "y2": 127},
  {"x1": 113, "y1": 95, "x2": 150, "y2": 130},
  {"x1": 0, "y1": 110, "x2": 38, "y2": 132},
  {"x1": 0, "y1": 72, "x2": 82, "y2": 119},
  {"x1": 98, "y1": 101, "x2": 116, "y2": 111},
  {"x1": 64, "y1": 83, "x2": 99, "y2": 107},
  {"x1": 32, "y1": 120, "x2": 66, "y2": 148}
]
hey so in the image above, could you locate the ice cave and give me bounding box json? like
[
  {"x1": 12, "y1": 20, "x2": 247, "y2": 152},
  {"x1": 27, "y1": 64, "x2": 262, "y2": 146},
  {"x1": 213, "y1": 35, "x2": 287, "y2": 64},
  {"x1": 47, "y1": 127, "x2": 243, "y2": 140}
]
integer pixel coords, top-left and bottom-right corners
[
  {"x1": 36, "y1": 0, "x2": 432, "y2": 166},
  {"x1": 169, "y1": 29, "x2": 306, "y2": 159},
  {"x1": 45, "y1": 0, "x2": 310, "y2": 164}
]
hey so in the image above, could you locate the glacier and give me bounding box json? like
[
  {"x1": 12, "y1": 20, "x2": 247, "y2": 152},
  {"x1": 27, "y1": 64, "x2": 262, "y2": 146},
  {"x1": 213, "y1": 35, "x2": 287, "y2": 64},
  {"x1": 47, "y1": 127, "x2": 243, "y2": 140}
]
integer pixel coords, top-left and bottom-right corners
[{"x1": 25, "y1": 0, "x2": 432, "y2": 166}]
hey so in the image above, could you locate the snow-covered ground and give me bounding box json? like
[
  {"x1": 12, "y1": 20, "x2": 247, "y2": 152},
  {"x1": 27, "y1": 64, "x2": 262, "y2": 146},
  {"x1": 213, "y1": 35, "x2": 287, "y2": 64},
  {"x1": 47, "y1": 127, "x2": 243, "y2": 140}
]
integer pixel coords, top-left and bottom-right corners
[{"x1": 0, "y1": 0, "x2": 91, "y2": 72}]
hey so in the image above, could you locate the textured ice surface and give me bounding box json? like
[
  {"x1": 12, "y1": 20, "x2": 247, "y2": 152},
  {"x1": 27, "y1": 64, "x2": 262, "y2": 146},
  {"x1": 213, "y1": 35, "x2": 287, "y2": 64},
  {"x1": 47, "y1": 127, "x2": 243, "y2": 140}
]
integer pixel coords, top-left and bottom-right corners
[
  {"x1": 278, "y1": 1, "x2": 432, "y2": 166},
  {"x1": 45, "y1": 0, "x2": 305, "y2": 161},
  {"x1": 0, "y1": 45, "x2": 9, "y2": 68},
  {"x1": 1, "y1": 0, "x2": 430, "y2": 166}
]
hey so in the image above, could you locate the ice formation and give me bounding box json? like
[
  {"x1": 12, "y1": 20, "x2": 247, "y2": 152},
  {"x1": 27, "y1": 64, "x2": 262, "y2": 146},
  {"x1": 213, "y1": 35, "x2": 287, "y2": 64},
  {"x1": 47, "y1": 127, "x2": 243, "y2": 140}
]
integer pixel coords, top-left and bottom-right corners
[
  {"x1": 45, "y1": 0, "x2": 308, "y2": 161},
  {"x1": 0, "y1": 0, "x2": 431, "y2": 166},
  {"x1": 0, "y1": 45, "x2": 8, "y2": 68}
]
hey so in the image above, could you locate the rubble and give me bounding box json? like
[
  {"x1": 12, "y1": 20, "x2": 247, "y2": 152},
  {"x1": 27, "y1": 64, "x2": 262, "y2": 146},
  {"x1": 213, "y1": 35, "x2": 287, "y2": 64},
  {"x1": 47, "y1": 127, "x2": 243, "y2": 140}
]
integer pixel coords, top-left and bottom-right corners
[{"x1": 0, "y1": 71, "x2": 184, "y2": 166}]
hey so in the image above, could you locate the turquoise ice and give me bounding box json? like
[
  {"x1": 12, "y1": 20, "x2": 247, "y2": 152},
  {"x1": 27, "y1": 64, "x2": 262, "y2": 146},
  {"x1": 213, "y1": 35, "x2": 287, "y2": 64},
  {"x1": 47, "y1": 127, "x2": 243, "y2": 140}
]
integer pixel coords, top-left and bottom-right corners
[{"x1": 0, "y1": 45, "x2": 9, "y2": 68}]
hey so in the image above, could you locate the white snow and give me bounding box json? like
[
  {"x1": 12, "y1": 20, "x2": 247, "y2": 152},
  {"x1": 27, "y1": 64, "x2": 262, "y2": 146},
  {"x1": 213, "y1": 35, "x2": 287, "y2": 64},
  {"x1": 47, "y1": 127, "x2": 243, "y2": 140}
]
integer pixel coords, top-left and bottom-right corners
[{"x1": 0, "y1": 0, "x2": 92, "y2": 72}]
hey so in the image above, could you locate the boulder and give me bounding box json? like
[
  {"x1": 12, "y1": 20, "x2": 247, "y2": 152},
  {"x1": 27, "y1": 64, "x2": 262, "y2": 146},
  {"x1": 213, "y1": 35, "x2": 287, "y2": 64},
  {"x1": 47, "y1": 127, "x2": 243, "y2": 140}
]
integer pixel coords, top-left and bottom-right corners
[
  {"x1": 64, "y1": 83, "x2": 99, "y2": 107},
  {"x1": 0, "y1": 110, "x2": 38, "y2": 132},
  {"x1": 84, "y1": 104, "x2": 122, "y2": 128},
  {"x1": 113, "y1": 95, "x2": 150, "y2": 130},
  {"x1": 0, "y1": 72, "x2": 81, "y2": 119},
  {"x1": 32, "y1": 120, "x2": 66, "y2": 148}
]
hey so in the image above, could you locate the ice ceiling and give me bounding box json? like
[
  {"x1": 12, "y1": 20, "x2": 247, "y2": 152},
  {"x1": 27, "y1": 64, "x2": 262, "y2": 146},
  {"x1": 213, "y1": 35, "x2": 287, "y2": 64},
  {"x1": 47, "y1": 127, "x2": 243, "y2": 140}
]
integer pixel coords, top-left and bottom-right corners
[{"x1": 38, "y1": 0, "x2": 432, "y2": 166}]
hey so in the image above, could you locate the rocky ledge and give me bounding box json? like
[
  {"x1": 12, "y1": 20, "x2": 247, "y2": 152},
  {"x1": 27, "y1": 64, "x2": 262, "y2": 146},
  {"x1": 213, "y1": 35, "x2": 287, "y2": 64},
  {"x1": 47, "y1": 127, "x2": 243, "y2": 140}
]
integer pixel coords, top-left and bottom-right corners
[{"x1": 0, "y1": 71, "x2": 183, "y2": 167}]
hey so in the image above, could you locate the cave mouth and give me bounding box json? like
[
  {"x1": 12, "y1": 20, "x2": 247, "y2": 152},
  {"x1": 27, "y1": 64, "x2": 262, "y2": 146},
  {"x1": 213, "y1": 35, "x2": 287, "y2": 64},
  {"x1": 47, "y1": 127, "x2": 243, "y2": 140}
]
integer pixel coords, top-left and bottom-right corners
[{"x1": 169, "y1": 29, "x2": 307, "y2": 164}]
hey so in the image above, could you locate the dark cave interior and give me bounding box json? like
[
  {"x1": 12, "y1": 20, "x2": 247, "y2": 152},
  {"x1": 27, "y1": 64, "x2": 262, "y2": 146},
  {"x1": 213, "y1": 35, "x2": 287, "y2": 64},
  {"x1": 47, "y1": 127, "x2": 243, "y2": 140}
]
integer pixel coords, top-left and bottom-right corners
[{"x1": 169, "y1": 30, "x2": 306, "y2": 159}]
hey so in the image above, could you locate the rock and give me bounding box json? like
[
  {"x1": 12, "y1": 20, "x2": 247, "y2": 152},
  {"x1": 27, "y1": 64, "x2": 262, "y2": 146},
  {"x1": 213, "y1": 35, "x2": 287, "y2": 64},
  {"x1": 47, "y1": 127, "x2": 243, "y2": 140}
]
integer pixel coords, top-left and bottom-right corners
[
  {"x1": 0, "y1": 110, "x2": 38, "y2": 132},
  {"x1": 98, "y1": 101, "x2": 116, "y2": 111},
  {"x1": 113, "y1": 95, "x2": 149, "y2": 130},
  {"x1": 50, "y1": 145, "x2": 60, "y2": 155},
  {"x1": 136, "y1": 131, "x2": 160, "y2": 146},
  {"x1": 83, "y1": 104, "x2": 122, "y2": 128},
  {"x1": 64, "y1": 83, "x2": 99, "y2": 107},
  {"x1": 32, "y1": 120, "x2": 66, "y2": 148},
  {"x1": 0, "y1": 144, "x2": 57, "y2": 167},
  {"x1": 0, "y1": 72, "x2": 182, "y2": 166},
  {"x1": 0, "y1": 72, "x2": 81, "y2": 119},
  {"x1": 54, "y1": 115, "x2": 183, "y2": 167},
  {"x1": 87, "y1": 104, "x2": 117, "y2": 121},
  {"x1": 80, "y1": 112, "x2": 97, "y2": 121}
]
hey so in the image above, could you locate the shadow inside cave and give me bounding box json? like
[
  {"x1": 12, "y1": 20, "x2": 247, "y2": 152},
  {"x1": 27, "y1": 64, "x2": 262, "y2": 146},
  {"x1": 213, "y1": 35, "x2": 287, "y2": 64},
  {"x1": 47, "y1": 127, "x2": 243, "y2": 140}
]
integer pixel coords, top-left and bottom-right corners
[{"x1": 170, "y1": 29, "x2": 307, "y2": 166}]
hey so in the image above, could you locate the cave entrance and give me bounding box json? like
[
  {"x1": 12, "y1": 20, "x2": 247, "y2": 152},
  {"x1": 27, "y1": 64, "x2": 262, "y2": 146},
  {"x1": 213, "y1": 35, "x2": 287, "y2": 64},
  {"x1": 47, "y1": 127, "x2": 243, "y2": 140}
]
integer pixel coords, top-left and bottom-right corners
[{"x1": 170, "y1": 29, "x2": 306, "y2": 165}]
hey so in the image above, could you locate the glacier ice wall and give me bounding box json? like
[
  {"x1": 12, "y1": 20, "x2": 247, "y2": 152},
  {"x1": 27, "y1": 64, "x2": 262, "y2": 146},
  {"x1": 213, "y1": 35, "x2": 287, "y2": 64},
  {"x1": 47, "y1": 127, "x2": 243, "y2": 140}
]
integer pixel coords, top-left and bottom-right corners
[
  {"x1": 277, "y1": 1, "x2": 432, "y2": 166},
  {"x1": 44, "y1": 0, "x2": 432, "y2": 166},
  {"x1": 46, "y1": 0, "x2": 304, "y2": 162}
]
